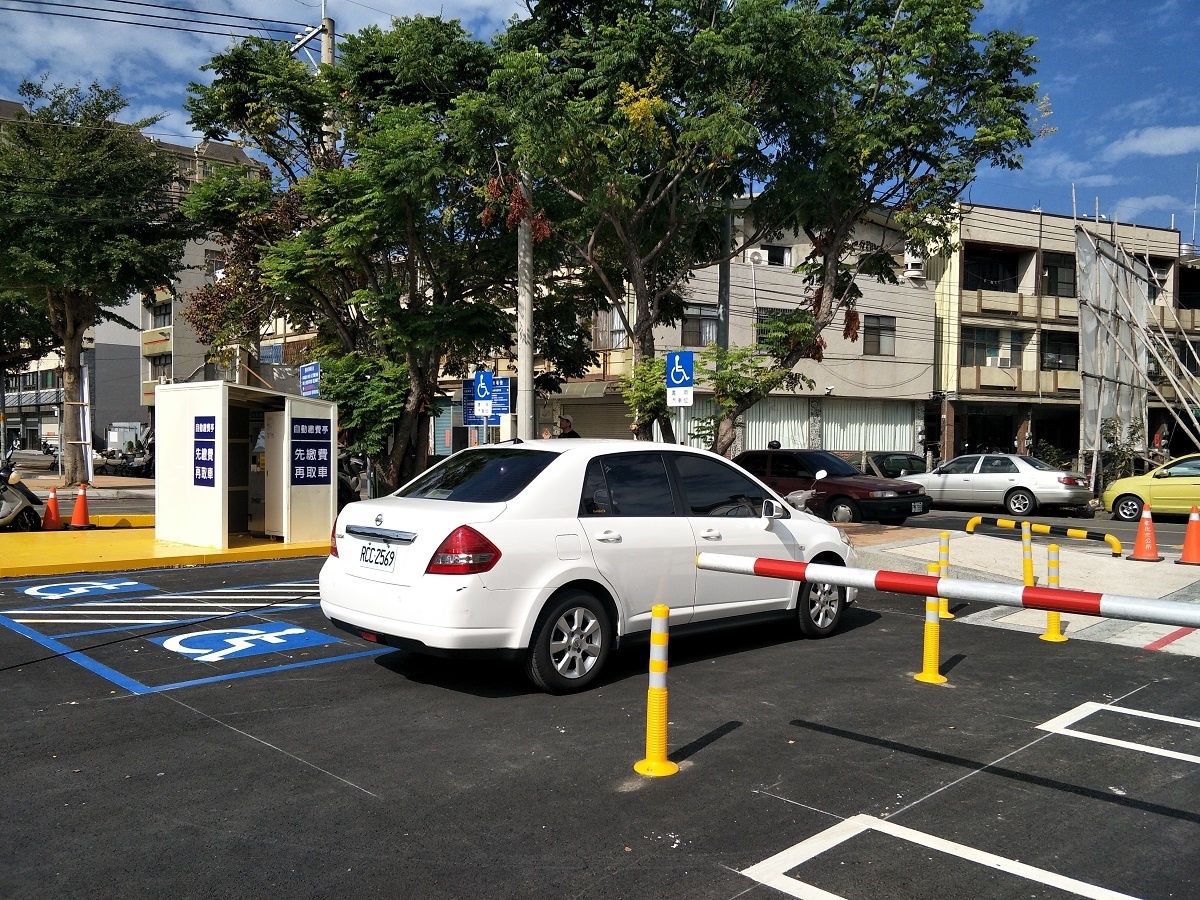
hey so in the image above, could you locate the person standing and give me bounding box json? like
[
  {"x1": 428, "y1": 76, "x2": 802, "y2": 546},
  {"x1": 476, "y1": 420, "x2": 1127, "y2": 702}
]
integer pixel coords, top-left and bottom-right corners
[{"x1": 558, "y1": 414, "x2": 581, "y2": 438}]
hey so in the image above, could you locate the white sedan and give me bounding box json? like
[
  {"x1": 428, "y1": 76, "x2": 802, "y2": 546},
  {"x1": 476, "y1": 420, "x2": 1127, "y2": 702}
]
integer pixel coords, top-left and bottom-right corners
[{"x1": 321, "y1": 440, "x2": 857, "y2": 693}]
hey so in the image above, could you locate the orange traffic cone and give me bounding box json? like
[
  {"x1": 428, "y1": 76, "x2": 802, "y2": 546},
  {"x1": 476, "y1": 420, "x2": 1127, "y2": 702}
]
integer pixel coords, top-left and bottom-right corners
[
  {"x1": 41, "y1": 486, "x2": 62, "y2": 531},
  {"x1": 1128, "y1": 504, "x2": 1163, "y2": 562},
  {"x1": 68, "y1": 484, "x2": 95, "y2": 530},
  {"x1": 1177, "y1": 506, "x2": 1200, "y2": 565}
]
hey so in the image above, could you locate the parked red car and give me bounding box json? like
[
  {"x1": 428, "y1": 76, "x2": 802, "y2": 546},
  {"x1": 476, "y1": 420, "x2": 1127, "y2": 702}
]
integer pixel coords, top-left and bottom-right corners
[{"x1": 733, "y1": 448, "x2": 930, "y2": 525}]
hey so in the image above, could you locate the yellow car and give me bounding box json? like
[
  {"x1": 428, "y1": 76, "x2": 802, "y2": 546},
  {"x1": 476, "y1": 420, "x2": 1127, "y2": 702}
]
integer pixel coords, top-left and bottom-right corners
[{"x1": 1103, "y1": 453, "x2": 1200, "y2": 521}]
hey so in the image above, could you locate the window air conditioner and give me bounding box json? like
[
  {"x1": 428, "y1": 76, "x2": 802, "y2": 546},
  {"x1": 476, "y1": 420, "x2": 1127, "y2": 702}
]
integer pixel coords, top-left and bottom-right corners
[{"x1": 903, "y1": 248, "x2": 925, "y2": 278}]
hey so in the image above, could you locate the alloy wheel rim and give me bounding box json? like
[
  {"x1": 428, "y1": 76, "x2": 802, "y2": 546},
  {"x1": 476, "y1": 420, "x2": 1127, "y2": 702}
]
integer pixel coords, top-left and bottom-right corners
[
  {"x1": 809, "y1": 583, "x2": 838, "y2": 628},
  {"x1": 549, "y1": 607, "x2": 601, "y2": 678}
]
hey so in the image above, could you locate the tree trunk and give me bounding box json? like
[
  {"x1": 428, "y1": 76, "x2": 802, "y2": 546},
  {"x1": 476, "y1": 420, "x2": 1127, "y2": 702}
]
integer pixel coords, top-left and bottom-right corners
[
  {"x1": 712, "y1": 413, "x2": 741, "y2": 457},
  {"x1": 59, "y1": 328, "x2": 87, "y2": 486}
]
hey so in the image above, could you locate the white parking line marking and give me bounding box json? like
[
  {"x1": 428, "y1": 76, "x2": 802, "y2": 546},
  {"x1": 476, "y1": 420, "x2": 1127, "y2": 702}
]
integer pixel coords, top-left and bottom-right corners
[
  {"x1": 6, "y1": 582, "x2": 319, "y2": 626},
  {"x1": 1037, "y1": 702, "x2": 1200, "y2": 765},
  {"x1": 741, "y1": 814, "x2": 1140, "y2": 900}
]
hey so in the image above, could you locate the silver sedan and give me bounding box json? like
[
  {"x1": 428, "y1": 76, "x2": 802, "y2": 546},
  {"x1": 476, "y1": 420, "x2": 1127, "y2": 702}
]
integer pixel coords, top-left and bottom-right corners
[{"x1": 898, "y1": 453, "x2": 1094, "y2": 516}]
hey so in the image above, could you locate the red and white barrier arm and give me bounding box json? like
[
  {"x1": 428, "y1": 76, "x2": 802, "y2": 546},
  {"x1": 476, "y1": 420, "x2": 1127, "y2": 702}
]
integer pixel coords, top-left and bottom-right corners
[{"x1": 696, "y1": 553, "x2": 1200, "y2": 630}]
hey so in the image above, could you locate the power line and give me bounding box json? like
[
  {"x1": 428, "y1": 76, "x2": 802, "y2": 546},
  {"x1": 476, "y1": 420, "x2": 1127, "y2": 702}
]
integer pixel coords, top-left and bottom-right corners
[
  {"x1": 2, "y1": 2, "x2": 299, "y2": 39},
  {"x1": 86, "y1": 0, "x2": 310, "y2": 28}
]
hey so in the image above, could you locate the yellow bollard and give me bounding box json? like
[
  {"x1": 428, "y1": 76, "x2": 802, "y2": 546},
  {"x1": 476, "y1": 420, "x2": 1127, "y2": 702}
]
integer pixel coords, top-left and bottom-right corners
[
  {"x1": 914, "y1": 562, "x2": 948, "y2": 684},
  {"x1": 1021, "y1": 521, "x2": 1034, "y2": 587},
  {"x1": 1041, "y1": 544, "x2": 1068, "y2": 643},
  {"x1": 938, "y1": 531, "x2": 954, "y2": 619},
  {"x1": 634, "y1": 604, "x2": 679, "y2": 777}
]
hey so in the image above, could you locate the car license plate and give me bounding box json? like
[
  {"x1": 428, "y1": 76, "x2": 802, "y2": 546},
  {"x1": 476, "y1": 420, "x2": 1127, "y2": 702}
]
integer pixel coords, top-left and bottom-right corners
[
  {"x1": 911, "y1": 500, "x2": 925, "y2": 513},
  {"x1": 358, "y1": 541, "x2": 397, "y2": 573}
]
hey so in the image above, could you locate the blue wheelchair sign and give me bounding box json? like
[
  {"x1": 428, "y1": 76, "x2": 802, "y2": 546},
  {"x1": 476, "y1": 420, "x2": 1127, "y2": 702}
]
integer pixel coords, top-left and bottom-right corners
[
  {"x1": 666, "y1": 351, "x2": 694, "y2": 406},
  {"x1": 151, "y1": 623, "x2": 339, "y2": 663}
]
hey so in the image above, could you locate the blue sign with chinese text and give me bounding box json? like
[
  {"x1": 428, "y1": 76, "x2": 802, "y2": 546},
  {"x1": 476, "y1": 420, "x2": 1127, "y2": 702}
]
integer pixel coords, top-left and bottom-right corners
[
  {"x1": 462, "y1": 377, "x2": 510, "y2": 426},
  {"x1": 300, "y1": 362, "x2": 320, "y2": 397},
  {"x1": 193, "y1": 415, "x2": 216, "y2": 487},
  {"x1": 290, "y1": 417, "x2": 332, "y2": 485}
]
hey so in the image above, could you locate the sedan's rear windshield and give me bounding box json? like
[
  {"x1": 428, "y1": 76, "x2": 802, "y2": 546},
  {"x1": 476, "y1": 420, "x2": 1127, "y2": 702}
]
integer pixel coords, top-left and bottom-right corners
[{"x1": 397, "y1": 448, "x2": 556, "y2": 502}]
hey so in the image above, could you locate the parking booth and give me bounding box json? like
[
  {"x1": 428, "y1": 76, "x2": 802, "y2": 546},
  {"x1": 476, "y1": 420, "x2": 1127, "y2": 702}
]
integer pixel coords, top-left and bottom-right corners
[{"x1": 155, "y1": 381, "x2": 337, "y2": 549}]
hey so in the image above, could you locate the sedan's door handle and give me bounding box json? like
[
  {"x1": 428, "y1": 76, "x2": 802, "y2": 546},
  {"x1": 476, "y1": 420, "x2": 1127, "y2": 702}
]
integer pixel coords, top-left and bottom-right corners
[
  {"x1": 699, "y1": 528, "x2": 722, "y2": 541},
  {"x1": 594, "y1": 529, "x2": 622, "y2": 543}
]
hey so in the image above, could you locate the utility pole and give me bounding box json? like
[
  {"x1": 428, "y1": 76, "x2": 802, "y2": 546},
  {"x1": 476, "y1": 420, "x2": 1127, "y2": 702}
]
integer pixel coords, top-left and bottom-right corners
[
  {"x1": 516, "y1": 173, "x2": 535, "y2": 440},
  {"x1": 717, "y1": 209, "x2": 731, "y2": 351}
]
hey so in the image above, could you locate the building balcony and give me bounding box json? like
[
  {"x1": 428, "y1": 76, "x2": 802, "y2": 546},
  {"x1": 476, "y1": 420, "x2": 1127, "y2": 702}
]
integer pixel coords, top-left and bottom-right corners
[
  {"x1": 141, "y1": 326, "x2": 173, "y2": 357},
  {"x1": 959, "y1": 366, "x2": 1081, "y2": 394}
]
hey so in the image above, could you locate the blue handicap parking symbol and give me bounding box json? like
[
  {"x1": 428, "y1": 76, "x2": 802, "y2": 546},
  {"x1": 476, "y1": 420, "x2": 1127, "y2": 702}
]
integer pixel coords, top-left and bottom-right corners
[
  {"x1": 151, "y1": 623, "x2": 340, "y2": 663},
  {"x1": 21, "y1": 580, "x2": 155, "y2": 600}
]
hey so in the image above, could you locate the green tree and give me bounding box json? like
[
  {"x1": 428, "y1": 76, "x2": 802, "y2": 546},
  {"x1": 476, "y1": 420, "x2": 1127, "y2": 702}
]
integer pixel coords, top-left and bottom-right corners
[
  {"x1": 497, "y1": 0, "x2": 826, "y2": 441},
  {"x1": 756, "y1": 0, "x2": 1039, "y2": 338},
  {"x1": 502, "y1": 0, "x2": 1037, "y2": 441},
  {"x1": 0, "y1": 81, "x2": 194, "y2": 484},
  {"x1": 185, "y1": 19, "x2": 600, "y2": 490}
]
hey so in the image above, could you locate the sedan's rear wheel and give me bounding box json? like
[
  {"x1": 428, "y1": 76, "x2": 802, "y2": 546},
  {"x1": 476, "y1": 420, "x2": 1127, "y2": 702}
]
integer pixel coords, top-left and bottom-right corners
[
  {"x1": 525, "y1": 589, "x2": 612, "y2": 694},
  {"x1": 797, "y1": 563, "x2": 845, "y2": 638},
  {"x1": 1005, "y1": 488, "x2": 1036, "y2": 517},
  {"x1": 1113, "y1": 494, "x2": 1143, "y2": 522}
]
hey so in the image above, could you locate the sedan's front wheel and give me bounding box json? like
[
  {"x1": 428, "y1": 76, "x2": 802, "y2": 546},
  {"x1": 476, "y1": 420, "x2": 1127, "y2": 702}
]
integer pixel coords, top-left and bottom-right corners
[
  {"x1": 797, "y1": 562, "x2": 845, "y2": 638},
  {"x1": 1113, "y1": 494, "x2": 1144, "y2": 522},
  {"x1": 526, "y1": 589, "x2": 613, "y2": 694}
]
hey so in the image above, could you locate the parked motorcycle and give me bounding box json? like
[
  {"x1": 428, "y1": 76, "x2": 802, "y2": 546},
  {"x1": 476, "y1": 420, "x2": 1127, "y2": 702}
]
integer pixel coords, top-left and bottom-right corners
[
  {"x1": 785, "y1": 468, "x2": 827, "y2": 515},
  {"x1": 41, "y1": 440, "x2": 55, "y2": 455},
  {"x1": 337, "y1": 451, "x2": 366, "y2": 511},
  {"x1": 0, "y1": 452, "x2": 43, "y2": 531}
]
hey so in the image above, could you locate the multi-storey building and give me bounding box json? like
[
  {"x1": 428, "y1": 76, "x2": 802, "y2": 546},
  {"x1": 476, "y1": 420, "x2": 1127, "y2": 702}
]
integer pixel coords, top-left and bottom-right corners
[
  {"x1": 925, "y1": 203, "x2": 1196, "y2": 462},
  {"x1": 436, "y1": 211, "x2": 936, "y2": 455}
]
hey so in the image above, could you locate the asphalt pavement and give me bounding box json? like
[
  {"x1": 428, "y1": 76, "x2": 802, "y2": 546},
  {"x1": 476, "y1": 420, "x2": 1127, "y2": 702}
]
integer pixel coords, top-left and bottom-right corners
[{"x1": 1, "y1": 558, "x2": 1196, "y2": 899}]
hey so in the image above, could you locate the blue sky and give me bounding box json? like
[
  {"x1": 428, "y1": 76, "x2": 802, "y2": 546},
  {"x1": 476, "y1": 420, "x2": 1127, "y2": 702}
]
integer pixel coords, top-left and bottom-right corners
[{"x1": 3, "y1": 0, "x2": 1199, "y2": 235}]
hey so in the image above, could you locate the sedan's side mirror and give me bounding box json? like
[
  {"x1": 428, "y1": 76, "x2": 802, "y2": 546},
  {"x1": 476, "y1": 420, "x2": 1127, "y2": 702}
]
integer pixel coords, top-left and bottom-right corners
[
  {"x1": 761, "y1": 498, "x2": 785, "y2": 523},
  {"x1": 1153, "y1": 470, "x2": 1169, "y2": 479}
]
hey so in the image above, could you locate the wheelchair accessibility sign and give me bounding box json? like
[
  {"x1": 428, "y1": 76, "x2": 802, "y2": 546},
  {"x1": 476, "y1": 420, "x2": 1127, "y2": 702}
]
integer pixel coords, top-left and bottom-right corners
[{"x1": 151, "y1": 623, "x2": 340, "y2": 663}]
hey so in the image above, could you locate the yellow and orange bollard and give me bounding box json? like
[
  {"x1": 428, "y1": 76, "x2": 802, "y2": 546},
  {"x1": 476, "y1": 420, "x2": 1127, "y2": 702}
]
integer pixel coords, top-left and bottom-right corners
[
  {"x1": 938, "y1": 531, "x2": 953, "y2": 619},
  {"x1": 634, "y1": 604, "x2": 679, "y2": 777},
  {"x1": 914, "y1": 562, "x2": 948, "y2": 684},
  {"x1": 1040, "y1": 544, "x2": 1068, "y2": 643}
]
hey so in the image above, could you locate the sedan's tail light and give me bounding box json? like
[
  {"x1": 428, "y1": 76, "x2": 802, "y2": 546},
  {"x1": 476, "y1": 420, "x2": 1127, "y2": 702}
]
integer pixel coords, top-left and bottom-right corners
[
  {"x1": 330, "y1": 525, "x2": 339, "y2": 557},
  {"x1": 1058, "y1": 475, "x2": 1087, "y2": 487},
  {"x1": 426, "y1": 526, "x2": 502, "y2": 575}
]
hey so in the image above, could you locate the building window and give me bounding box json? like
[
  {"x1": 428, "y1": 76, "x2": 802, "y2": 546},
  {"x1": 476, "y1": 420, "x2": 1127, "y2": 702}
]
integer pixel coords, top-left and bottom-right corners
[
  {"x1": 1148, "y1": 259, "x2": 1172, "y2": 302},
  {"x1": 681, "y1": 304, "x2": 719, "y2": 347},
  {"x1": 963, "y1": 246, "x2": 1020, "y2": 293},
  {"x1": 755, "y1": 307, "x2": 787, "y2": 346},
  {"x1": 762, "y1": 245, "x2": 790, "y2": 267},
  {"x1": 1041, "y1": 331, "x2": 1078, "y2": 371},
  {"x1": 591, "y1": 306, "x2": 629, "y2": 350},
  {"x1": 148, "y1": 353, "x2": 172, "y2": 380},
  {"x1": 151, "y1": 301, "x2": 172, "y2": 328},
  {"x1": 1008, "y1": 330, "x2": 1027, "y2": 369},
  {"x1": 863, "y1": 315, "x2": 896, "y2": 356},
  {"x1": 1041, "y1": 252, "x2": 1076, "y2": 298},
  {"x1": 960, "y1": 326, "x2": 1000, "y2": 367},
  {"x1": 40, "y1": 370, "x2": 57, "y2": 389},
  {"x1": 204, "y1": 249, "x2": 225, "y2": 283}
]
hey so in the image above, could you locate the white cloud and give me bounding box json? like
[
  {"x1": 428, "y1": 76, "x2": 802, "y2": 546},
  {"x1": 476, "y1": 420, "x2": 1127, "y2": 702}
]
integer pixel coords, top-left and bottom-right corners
[
  {"x1": 1023, "y1": 148, "x2": 1117, "y2": 189},
  {"x1": 1104, "y1": 125, "x2": 1200, "y2": 162},
  {"x1": 1112, "y1": 193, "x2": 1187, "y2": 220}
]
